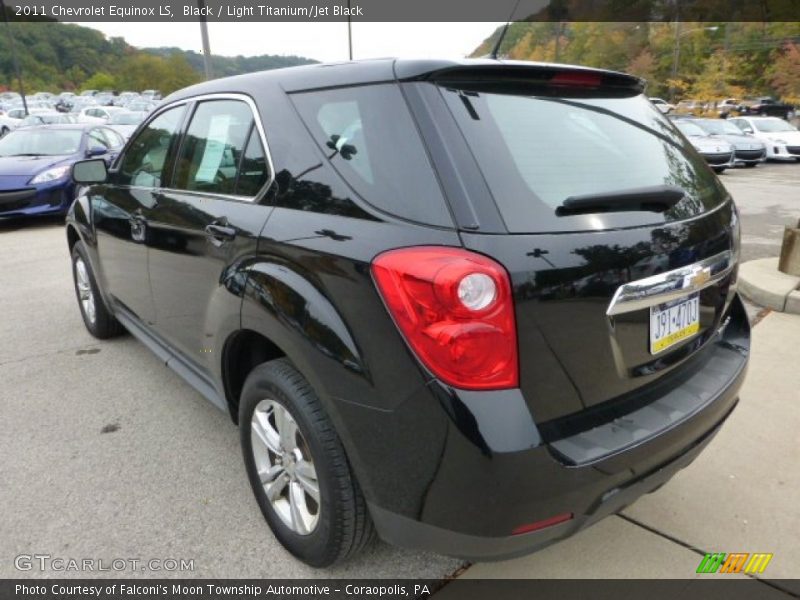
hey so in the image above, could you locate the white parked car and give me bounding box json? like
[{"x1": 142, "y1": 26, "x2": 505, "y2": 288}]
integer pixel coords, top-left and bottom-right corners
[
  {"x1": 728, "y1": 116, "x2": 800, "y2": 161},
  {"x1": 0, "y1": 107, "x2": 50, "y2": 136},
  {"x1": 76, "y1": 105, "x2": 125, "y2": 125},
  {"x1": 649, "y1": 97, "x2": 675, "y2": 114}
]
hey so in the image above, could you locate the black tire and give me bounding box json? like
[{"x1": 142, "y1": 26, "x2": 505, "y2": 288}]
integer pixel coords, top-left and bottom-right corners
[
  {"x1": 744, "y1": 163, "x2": 758, "y2": 168},
  {"x1": 0, "y1": 126, "x2": 8, "y2": 138},
  {"x1": 712, "y1": 167, "x2": 726, "y2": 174},
  {"x1": 71, "y1": 241, "x2": 124, "y2": 339},
  {"x1": 239, "y1": 359, "x2": 375, "y2": 567}
]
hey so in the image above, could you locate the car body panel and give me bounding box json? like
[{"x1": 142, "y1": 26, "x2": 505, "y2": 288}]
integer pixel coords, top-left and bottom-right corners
[{"x1": 66, "y1": 58, "x2": 750, "y2": 560}]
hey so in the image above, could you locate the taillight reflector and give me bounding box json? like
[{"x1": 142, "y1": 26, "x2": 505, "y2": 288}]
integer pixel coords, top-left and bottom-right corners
[{"x1": 511, "y1": 512, "x2": 574, "y2": 535}]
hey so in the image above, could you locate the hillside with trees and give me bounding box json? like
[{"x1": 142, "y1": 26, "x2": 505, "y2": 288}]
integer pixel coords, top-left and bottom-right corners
[
  {"x1": 473, "y1": 22, "x2": 800, "y2": 103},
  {"x1": 0, "y1": 21, "x2": 316, "y2": 95}
]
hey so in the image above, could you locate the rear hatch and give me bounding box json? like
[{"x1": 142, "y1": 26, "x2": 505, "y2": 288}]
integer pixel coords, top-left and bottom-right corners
[{"x1": 404, "y1": 64, "x2": 740, "y2": 427}]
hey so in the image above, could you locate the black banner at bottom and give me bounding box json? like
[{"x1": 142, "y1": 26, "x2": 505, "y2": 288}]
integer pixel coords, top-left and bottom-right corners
[{"x1": 3, "y1": 579, "x2": 799, "y2": 600}]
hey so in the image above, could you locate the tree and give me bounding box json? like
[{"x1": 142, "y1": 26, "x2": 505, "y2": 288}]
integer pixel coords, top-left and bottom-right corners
[
  {"x1": 82, "y1": 72, "x2": 117, "y2": 92},
  {"x1": 690, "y1": 50, "x2": 746, "y2": 101},
  {"x1": 770, "y1": 43, "x2": 800, "y2": 102}
]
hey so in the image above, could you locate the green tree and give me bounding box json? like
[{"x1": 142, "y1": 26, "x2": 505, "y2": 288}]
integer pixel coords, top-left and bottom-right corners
[{"x1": 82, "y1": 72, "x2": 117, "y2": 92}]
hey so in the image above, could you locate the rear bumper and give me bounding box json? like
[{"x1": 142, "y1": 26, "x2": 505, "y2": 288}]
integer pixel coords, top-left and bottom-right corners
[{"x1": 367, "y1": 294, "x2": 749, "y2": 560}]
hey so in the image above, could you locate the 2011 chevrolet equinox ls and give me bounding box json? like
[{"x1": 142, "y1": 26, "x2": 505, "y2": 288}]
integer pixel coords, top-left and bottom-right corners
[{"x1": 66, "y1": 59, "x2": 749, "y2": 567}]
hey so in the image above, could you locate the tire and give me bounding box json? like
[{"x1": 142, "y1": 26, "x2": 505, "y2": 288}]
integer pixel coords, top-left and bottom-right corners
[
  {"x1": 712, "y1": 167, "x2": 726, "y2": 174},
  {"x1": 744, "y1": 163, "x2": 758, "y2": 168},
  {"x1": 71, "y1": 241, "x2": 124, "y2": 339},
  {"x1": 240, "y1": 359, "x2": 375, "y2": 567},
  {"x1": 0, "y1": 126, "x2": 8, "y2": 138}
]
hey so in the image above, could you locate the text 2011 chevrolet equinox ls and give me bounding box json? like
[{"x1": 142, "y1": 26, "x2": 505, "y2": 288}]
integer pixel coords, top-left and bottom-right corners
[{"x1": 66, "y1": 59, "x2": 749, "y2": 567}]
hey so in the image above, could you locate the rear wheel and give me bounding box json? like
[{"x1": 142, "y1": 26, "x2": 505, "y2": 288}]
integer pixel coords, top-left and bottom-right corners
[
  {"x1": 712, "y1": 167, "x2": 726, "y2": 174},
  {"x1": 71, "y1": 241, "x2": 124, "y2": 339},
  {"x1": 0, "y1": 126, "x2": 8, "y2": 138},
  {"x1": 240, "y1": 359, "x2": 374, "y2": 567},
  {"x1": 744, "y1": 163, "x2": 758, "y2": 168}
]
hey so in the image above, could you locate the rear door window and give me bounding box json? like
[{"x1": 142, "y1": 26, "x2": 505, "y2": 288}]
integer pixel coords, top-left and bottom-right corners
[
  {"x1": 291, "y1": 84, "x2": 452, "y2": 227},
  {"x1": 173, "y1": 99, "x2": 268, "y2": 197},
  {"x1": 439, "y1": 82, "x2": 725, "y2": 233}
]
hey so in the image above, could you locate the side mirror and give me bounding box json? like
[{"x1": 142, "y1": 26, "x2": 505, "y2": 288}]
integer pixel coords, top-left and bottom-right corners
[
  {"x1": 85, "y1": 145, "x2": 107, "y2": 158},
  {"x1": 72, "y1": 159, "x2": 108, "y2": 184}
]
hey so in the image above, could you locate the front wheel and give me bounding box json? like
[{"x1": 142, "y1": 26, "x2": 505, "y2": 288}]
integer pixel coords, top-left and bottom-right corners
[
  {"x1": 713, "y1": 167, "x2": 726, "y2": 174},
  {"x1": 0, "y1": 126, "x2": 8, "y2": 138},
  {"x1": 240, "y1": 359, "x2": 375, "y2": 567},
  {"x1": 71, "y1": 241, "x2": 124, "y2": 339}
]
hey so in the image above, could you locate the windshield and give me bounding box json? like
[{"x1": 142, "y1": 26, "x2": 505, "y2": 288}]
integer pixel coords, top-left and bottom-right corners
[
  {"x1": 0, "y1": 129, "x2": 82, "y2": 156},
  {"x1": 754, "y1": 119, "x2": 796, "y2": 133},
  {"x1": 110, "y1": 112, "x2": 145, "y2": 125},
  {"x1": 697, "y1": 120, "x2": 742, "y2": 135},
  {"x1": 675, "y1": 121, "x2": 707, "y2": 137},
  {"x1": 439, "y1": 84, "x2": 723, "y2": 233}
]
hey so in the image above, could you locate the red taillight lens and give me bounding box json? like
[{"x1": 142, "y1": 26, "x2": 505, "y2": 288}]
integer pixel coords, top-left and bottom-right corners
[{"x1": 371, "y1": 246, "x2": 518, "y2": 390}]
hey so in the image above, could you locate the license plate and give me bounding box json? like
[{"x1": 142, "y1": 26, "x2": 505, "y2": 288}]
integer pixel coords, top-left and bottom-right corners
[{"x1": 649, "y1": 294, "x2": 700, "y2": 354}]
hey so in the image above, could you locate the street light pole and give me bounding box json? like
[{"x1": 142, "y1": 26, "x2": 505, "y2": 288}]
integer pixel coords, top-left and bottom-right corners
[
  {"x1": 347, "y1": 0, "x2": 353, "y2": 60},
  {"x1": 670, "y1": 24, "x2": 719, "y2": 102},
  {"x1": 197, "y1": 0, "x2": 213, "y2": 80},
  {"x1": 0, "y1": 0, "x2": 28, "y2": 115}
]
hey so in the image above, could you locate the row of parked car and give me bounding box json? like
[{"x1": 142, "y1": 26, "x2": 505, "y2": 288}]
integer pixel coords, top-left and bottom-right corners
[
  {"x1": 669, "y1": 114, "x2": 800, "y2": 173},
  {"x1": 0, "y1": 88, "x2": 160, "y2": 219},
  {"x1": 651, "y1": 96, "x2": 797, "y2": 120},
  {"x1": 0, "y1": 89, "x2": 159, "y2": 138}
]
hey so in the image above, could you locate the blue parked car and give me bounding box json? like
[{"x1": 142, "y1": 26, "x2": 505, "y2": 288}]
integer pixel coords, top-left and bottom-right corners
[{"x1": 0, "y1": 124, "x2": 124, "y2": 219}]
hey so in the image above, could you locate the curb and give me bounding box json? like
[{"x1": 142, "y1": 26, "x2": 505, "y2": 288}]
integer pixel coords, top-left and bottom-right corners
[{"x1": 738, "y1": 257, "x2": 800, "y2": 314}]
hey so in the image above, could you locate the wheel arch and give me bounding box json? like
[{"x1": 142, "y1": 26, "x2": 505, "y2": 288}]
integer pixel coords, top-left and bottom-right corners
[{"x1": 221, "y1": 329, "x2": 287, "y2": 424}]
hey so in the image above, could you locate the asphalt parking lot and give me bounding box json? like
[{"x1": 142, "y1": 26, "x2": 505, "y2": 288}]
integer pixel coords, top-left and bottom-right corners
[{"x1": 0, "y1": 162, "x2": 798, "y2": 587}]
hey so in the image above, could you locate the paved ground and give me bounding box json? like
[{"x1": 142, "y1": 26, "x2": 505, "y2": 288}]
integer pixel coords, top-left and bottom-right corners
[
  {"x1": 0, "y1": 163, "x2": 798, "y2": 584},
  {"x1": 0, "y1": 220, "x2": 461, "y2": 580},
  {"x1": 720, "y1": 162, "x2": 800, "y2": 264}
]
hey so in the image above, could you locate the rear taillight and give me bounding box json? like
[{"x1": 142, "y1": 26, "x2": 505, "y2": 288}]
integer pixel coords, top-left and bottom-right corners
[{"x1": 371, "y1": 247, "x2": 518, "y2": 390}]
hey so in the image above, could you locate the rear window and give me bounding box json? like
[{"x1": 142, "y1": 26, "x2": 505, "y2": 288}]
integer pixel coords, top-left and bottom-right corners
[
  {"x1": 290, "y1": 84, "x2": 452, "y2": 227},
  {"x1": 440, "y1": 83, "x2": 725, "y2": 233}
]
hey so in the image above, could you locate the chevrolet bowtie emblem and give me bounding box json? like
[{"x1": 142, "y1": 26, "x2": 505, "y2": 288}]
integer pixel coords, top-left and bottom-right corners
[{"x1": 690, "y1": 267, "x2": 712, "y2": 287}]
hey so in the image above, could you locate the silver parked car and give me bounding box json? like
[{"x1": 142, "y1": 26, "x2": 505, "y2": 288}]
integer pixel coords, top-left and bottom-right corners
[
  {"x1": 673, "y1": 119, "x2": 735, "y2": 173},
  {"x1": 693, "y1": 119, "x2": 767, "y2": 167}
]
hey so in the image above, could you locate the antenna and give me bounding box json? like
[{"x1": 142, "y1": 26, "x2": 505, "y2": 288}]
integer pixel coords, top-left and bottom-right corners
[{"x1": 490, "y1": 0, "x2": 522, "y2": 59}]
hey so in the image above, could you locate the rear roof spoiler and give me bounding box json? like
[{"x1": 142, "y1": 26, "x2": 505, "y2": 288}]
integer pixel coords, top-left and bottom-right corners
[{"x1": 395, "y1": 60, "x2": 644, "y2": 94}]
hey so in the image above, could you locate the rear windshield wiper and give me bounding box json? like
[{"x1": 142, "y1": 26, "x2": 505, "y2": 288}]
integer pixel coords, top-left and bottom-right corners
[{"x1": 555, "y1": 185, "x2": 686, "y2": 216}]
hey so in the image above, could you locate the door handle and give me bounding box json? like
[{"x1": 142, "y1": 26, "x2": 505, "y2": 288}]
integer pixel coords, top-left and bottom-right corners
[{"x1": 205, "y1": 223, "x2": 237, "y2": 243}]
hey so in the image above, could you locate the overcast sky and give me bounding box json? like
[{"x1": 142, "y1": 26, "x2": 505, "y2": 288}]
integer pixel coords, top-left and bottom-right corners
[{"x1": 76, "y1": 22, "x2": 501, "y2": 62}]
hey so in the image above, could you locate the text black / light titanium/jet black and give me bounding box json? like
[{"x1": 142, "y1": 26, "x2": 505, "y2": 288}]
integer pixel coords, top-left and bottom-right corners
[{"x1": 66, "y1": 59, "x2": 749, "y2": 567}]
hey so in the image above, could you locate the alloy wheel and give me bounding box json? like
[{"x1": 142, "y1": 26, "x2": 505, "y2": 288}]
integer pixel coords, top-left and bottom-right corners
[
  {"x1": 250, "y1": 399, "x2": 320, "y2": 535},
  {"x1": 74, "y1": 257, "x2": 96, "y2": 324}
]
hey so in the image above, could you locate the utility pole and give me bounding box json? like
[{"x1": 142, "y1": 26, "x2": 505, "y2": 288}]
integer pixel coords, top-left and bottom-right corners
[
  {"x1": 197, "y1": 0, "x2": 213, "y2": 80},
  {"x1": 347, "y1": 0, "x2": 353, "y2": 60},
  {"x1": 0, "y1": 0, "x2": 28, "y2": 115},
  {"x1": 671, "y1": 20, "x2": 681, "y2": 102}
]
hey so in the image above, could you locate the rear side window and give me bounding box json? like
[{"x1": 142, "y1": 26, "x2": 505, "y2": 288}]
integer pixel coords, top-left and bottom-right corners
[
  {"x1": 440, "y1": 83, "x2": 724, "y2": 233},
  {"x1": 291, "y1": 84, "x2": 451, "y2": 227},
  {"x1": 173, "y1": 99, "x2": 269, "y2": 197}
]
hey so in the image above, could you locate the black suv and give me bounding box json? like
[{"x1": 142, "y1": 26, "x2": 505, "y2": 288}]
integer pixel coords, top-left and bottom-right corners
[{"x1": 67, "y1": 59, "x2": 749, "y2": 567}]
